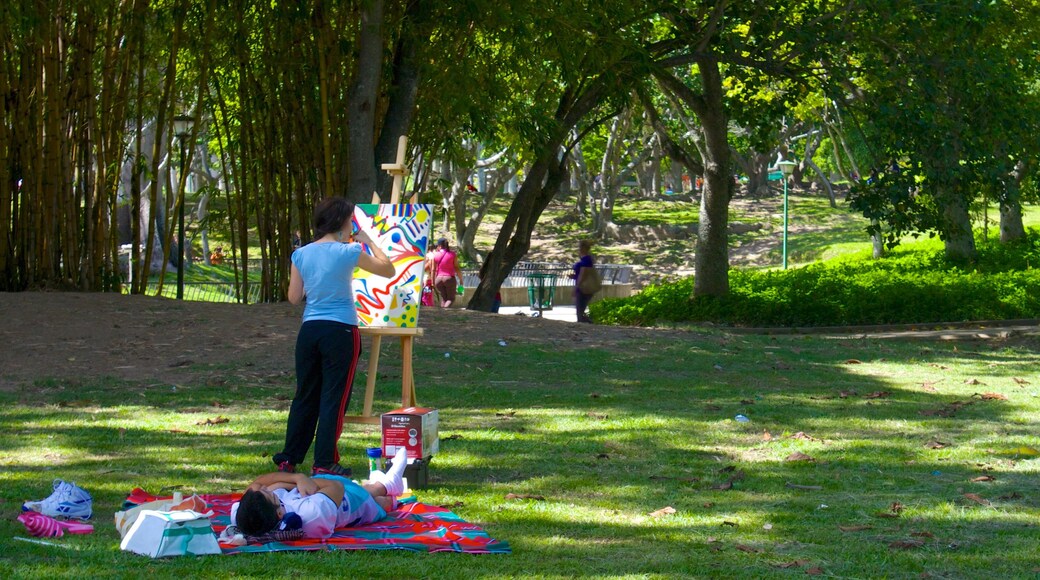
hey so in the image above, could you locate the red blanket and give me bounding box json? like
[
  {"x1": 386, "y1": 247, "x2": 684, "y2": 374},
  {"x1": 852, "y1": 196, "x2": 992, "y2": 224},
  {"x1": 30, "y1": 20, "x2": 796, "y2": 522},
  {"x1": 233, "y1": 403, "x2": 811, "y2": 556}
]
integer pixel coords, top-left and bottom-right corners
[{"x1": 123, "y1": 488, "x2": 510, "y2": 555}]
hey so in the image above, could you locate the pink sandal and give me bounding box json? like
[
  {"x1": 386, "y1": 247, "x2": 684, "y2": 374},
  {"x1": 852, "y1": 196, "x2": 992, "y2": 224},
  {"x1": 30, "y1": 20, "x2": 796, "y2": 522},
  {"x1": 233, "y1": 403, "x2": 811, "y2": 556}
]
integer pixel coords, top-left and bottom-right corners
[{"x1": 18, "y1": 512, "x2": 94, "y2": 538}]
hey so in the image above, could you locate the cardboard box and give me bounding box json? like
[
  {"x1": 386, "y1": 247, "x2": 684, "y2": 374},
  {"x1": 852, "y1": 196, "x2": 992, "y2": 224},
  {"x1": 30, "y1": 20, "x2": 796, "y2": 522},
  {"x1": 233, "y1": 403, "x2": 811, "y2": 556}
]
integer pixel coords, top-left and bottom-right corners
[{"x1": 381, "y1": 407, "x2": 439, "y2": 461}]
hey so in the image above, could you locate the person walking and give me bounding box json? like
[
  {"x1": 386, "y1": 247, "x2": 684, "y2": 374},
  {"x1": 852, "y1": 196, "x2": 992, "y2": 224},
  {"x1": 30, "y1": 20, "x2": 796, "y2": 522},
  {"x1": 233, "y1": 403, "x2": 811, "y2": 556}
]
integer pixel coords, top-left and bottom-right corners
[
  {"x1": 426, "y1": 238, "x2": 464, "y2": 308},
  {"x1": 272, "y1": 197, "x2": 395, "y2": 477},
  {"x1": 570, "y1": 240, "x2": 597, "y2": 323}
]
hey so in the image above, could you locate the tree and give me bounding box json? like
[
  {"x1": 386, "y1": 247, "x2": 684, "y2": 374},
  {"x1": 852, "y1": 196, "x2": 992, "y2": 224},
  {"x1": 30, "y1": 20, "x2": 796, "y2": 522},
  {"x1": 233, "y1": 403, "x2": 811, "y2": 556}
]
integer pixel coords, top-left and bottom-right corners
[{"x1": 845, "y1": 0, "x2": 1040, "y2": 261}]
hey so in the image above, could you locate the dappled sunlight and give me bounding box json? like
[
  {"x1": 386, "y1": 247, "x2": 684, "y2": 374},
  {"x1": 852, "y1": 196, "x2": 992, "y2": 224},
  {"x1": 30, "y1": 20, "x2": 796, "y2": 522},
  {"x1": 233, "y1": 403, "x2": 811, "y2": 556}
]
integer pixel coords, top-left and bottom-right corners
[{"x1": 1, "y1": 300, "x2": 1037, "y2": 577}]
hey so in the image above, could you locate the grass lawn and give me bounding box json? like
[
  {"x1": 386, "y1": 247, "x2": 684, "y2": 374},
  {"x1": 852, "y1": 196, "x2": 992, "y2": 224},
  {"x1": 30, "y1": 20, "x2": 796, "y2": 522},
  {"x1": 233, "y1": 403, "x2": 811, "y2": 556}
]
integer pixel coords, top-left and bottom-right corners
[{"x1": 2, "y1": 325, "x2": 1039, "y2": 577}]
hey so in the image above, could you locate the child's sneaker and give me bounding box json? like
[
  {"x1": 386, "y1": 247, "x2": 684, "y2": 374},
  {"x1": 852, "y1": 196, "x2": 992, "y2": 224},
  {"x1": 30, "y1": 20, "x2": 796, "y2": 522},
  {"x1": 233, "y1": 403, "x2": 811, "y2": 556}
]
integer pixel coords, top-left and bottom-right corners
[
  {"x1": 311, "y1": 463, "x2": 352, "y2": 477},
  {"x1": 22, "y1": 479, "x2": 93, "y2": 520}
]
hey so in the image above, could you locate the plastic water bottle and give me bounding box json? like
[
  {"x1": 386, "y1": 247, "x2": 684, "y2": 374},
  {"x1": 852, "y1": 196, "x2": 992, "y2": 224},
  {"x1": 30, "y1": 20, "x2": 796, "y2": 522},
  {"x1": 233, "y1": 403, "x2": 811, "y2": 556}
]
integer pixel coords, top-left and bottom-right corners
[
  {"x1": 366, "y1": 447, "x2": 383, "y2": 476},
  {"x1": 735, "y1": 414, "x2": 750, "y2": 423}
]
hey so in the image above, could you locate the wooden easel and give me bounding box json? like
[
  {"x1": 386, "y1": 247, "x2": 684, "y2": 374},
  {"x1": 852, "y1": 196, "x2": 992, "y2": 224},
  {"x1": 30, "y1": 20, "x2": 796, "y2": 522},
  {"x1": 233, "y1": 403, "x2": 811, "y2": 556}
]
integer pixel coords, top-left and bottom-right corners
[{"x1": 345, "y1": 136, "x2": 423, "y2": 425}]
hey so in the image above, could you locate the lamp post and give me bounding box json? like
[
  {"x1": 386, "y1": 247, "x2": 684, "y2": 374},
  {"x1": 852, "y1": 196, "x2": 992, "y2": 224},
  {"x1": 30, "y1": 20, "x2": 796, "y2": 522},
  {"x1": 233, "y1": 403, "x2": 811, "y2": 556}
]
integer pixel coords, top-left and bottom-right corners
[
  {"x1": 777, "y1": 160, "x2": 797, "y2": 269},
  {"x1": 172, "y1": 114, "x2": 194, "y2": 300}
]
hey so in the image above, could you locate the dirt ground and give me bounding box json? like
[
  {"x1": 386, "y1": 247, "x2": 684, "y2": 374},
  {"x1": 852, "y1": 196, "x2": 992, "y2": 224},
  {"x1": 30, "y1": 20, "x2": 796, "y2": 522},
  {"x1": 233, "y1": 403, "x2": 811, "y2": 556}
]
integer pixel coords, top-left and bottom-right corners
[{"x1": 0, "y1": 292, "x2": 691, "y2": 390}]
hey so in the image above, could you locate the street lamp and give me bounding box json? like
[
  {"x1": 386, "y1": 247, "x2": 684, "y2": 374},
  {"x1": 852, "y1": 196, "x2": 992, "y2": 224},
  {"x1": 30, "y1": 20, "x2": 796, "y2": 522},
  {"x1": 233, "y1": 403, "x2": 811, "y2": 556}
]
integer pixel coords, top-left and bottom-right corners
[
  {"x1": 777, "y1": 160, "x2": 797, "y2": 269},
  {"x1": 172, "y1": 114, "x2": 194, "y2": 300}
]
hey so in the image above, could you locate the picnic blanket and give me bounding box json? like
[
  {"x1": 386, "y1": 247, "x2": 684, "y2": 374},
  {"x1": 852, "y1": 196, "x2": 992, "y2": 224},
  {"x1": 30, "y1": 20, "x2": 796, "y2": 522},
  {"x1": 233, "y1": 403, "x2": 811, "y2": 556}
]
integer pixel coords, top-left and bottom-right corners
[{"x1": 123, "y1": 488, "x2": 510, "y2": 555}]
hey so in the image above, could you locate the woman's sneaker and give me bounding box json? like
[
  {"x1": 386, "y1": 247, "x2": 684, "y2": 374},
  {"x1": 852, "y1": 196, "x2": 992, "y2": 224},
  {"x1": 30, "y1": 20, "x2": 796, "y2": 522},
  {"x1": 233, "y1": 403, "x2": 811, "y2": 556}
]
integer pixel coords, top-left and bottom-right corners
[
  {"x1": 311, "y1": 463, "x2": 352, "y2": 477},
  {"x1": 276, "y1": 461, "x2": 296, "y2": 473},
  {"x1": 22, "y1": 479, "x2": 93, "y2": 520}
]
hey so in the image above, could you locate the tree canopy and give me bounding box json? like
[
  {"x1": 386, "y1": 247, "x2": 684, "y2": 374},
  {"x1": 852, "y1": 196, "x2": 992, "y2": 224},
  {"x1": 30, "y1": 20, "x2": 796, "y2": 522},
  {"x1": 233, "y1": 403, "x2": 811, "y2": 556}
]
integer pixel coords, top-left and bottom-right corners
[{"x1": 2, "y1": 1, "x2": 1038, "y2": 298}]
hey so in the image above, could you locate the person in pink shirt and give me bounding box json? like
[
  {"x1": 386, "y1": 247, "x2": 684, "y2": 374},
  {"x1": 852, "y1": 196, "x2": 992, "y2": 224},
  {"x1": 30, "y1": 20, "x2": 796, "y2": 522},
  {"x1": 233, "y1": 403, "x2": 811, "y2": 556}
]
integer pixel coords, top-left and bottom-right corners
[{"x1": 426, "y1": 238, "x2": 464, "y2": 307}]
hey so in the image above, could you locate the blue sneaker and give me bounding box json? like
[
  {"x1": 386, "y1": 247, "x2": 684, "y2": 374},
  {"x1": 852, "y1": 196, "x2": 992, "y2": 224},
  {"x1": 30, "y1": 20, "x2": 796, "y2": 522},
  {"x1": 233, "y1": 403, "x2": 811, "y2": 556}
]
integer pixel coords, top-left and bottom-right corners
[{"x1": 23, "y1": 479, "x2": 93, "y2": 520}]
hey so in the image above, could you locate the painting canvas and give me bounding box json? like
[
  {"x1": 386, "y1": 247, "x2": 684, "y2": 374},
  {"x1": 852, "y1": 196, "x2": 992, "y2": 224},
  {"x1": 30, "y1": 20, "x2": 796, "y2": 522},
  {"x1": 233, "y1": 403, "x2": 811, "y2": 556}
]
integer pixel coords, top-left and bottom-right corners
[{"x1": 352, "y1": 204, "x2": 432, "y2": 328}]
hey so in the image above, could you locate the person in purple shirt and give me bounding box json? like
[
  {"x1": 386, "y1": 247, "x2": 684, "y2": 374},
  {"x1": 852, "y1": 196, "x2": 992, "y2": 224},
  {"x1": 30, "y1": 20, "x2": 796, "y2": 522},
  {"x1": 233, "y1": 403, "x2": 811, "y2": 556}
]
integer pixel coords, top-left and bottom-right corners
[
  {"x1": 570, "y1": 240, "x2": 595, "y2": 323},
  {"x1": 272, "y1": 197, "x2": 395, "y2": 478}
]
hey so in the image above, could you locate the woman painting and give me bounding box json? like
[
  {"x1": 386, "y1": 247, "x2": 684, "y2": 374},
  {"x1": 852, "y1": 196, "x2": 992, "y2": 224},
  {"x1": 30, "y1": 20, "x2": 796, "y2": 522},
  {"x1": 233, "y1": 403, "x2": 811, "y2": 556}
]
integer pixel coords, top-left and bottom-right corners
[
  {"x1": 426, "y1": 238, "x2": 464, "y2": 308},
  {"x1": 273, "y1": 197, "x2": 395, "y2": 477}
]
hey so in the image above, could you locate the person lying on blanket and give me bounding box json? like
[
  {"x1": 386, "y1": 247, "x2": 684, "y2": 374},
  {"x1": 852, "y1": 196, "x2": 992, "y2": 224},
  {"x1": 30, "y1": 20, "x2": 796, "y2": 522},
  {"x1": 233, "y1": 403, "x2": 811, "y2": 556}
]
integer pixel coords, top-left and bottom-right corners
[{"x1": 232, "y1": 448, "x2": 408, "y2": 539}]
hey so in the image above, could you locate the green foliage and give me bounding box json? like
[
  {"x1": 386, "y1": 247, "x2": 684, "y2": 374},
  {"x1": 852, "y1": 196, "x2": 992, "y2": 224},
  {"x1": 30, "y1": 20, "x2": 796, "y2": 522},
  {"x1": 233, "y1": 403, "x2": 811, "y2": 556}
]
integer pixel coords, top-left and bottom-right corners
[{"x1": 593, "y1": 231, "x2": 1040, "y2": 327}]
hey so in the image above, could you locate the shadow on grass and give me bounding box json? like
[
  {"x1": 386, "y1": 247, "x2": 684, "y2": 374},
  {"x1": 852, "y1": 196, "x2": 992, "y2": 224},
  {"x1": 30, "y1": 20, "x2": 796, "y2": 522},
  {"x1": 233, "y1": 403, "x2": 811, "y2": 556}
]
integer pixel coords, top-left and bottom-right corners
[{"x1": 0, "y1": 329, "x2": 1037, "y2": 577}]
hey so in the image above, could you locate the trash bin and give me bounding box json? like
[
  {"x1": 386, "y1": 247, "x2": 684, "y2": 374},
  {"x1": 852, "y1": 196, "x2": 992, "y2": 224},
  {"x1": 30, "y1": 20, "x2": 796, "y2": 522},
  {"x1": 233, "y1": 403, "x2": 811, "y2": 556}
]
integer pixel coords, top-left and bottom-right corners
[{"x1": 527, "y1": 273, "x2": 557, "y2": 315}]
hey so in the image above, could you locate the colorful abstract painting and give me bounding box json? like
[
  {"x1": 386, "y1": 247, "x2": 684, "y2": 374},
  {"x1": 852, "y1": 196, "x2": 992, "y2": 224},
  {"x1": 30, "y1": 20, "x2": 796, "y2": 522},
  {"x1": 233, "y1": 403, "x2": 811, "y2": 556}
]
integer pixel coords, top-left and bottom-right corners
[{"x1": 352, "y1": 204, "x2": 432, "y2": 327}]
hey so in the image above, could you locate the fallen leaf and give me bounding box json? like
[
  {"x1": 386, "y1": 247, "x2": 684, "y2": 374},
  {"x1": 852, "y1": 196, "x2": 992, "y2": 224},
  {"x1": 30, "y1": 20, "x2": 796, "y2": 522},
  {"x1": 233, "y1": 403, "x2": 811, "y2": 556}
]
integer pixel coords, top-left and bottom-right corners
[
  {"x1": 919, "y1": 381, "x2": 940, "y2": 393},
  {"x1": 786, "y1": 452, "x2": 816, "y2": 462},
  {"x1": 920, "y1": 400, "x2": 974, "y2": 417},
  {"x1": 844, "y1": 359, "x2": 862, "y2": 364},
  {"x1": 839, "y1": 390, "x2": 856, "y2": 398},
  {"x1": 910, "y1": 531, "x2": 935, "y2": 538},
  {"x1": 963, "y1": 378, "x2": 983, "y2": 385},
  {"x1": 974, "y1": 392, "x2": 1007, "y2": 401},
  {"x1": 210, "y1": 401, "x2": 226, "y2": 408},
  {"x1": 438, "y1": 501, "x2": 465, "y2": 509},
  {"x1": 740, "y1": 399, "x2": 755, "y2": 405},
  {"x1": 963, "y1": 493, "x2": 990, "y2": 506},
  {"x1": 864, "y1": 391, "x2": 891, "y2": 399},
  {"x1": 648, "y1": 506, "x2": 676, "y2": 517},
  {"x1": 196, "y1": 416, "x2": 229, "y2": 426},
  {"x1": 587, "y1": 412, "x2": 609, "y2": 420},
  {"x1": 791, "y1": 432, "x2": 819, "y2": 441},
  {"x1": 806, "y1": 567, "x2": 825, "y2": 575},
  {"x1": 702, "y1": 502, "x2": 714, "y2": 508},
  {"x1": 838, "y1": 524, "x2": 873, "y2": 532},
  {"x1": 924, "y1": 440, "x2": 949, "y2": 449},
  {"x1": 1012, "y1": 377, "x2": 1030, "y2": 385},
  {"x1": 505, "y1": 493, "x2": 545, "y2": 501},
  {"x1": 773, "y1": 560, "x2": 810, "y2": 569},
  {"x1": 734, "y1": 544, "x2": 759, "y2": 553},
  {"x1": 929, "y1": 363, "x2": 949, "y2": 370},
  {"x1": 874, "y1": 502, "x2": 904, "y2": 518},
  {"x1": 889, "y1": 539, "x2": 925, "y2": 550},
  {"x1": 762, "y1": 431, "x2": 773, "y2": 441},
  {"x1": 970, "y1": 475, "x2": 996, "y2": 482}
]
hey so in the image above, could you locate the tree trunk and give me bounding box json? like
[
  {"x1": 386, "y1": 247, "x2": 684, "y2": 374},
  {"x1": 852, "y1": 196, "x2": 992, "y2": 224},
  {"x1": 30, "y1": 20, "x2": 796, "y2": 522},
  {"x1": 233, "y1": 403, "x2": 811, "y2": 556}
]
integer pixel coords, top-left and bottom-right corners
[
  {"x1": 346, "y1": 0, "x2": 384, "y2": 203},
  {"x1": 374, "y1": 0, "x2": 427, "y2": 198},
  {"x1": 658, "y1": 59, "x2": 731, "y2": 297},
  {"x1": 940, "y1": 191, "x2": 977, "y2": 263},
  {"x1": 999, "y1": 160, "x2": 1027, "y2": 243}
]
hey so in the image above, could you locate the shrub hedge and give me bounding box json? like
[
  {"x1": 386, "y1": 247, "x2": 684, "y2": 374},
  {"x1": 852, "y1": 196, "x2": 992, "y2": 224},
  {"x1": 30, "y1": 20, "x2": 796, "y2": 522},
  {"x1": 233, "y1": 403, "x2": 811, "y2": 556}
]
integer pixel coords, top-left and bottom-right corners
[{"x1": 591, "y1": 232, "x2": 1040, "y2": 327}]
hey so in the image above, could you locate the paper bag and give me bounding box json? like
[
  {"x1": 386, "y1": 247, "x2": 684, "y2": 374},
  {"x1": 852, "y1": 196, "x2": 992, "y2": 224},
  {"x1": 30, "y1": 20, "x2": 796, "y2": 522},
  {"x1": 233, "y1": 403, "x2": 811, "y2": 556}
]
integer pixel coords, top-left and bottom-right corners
[
  {"x1": 119, "y1": 510, "x2": 221, "y2": 558},
  {"x1": 114, "y1": 495, "x2": 208, "y2": 538}
]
